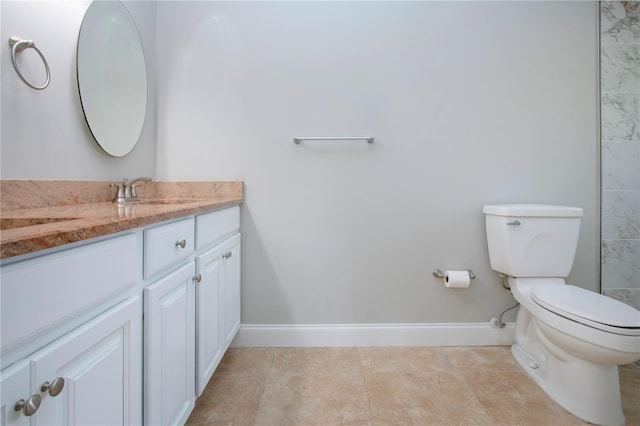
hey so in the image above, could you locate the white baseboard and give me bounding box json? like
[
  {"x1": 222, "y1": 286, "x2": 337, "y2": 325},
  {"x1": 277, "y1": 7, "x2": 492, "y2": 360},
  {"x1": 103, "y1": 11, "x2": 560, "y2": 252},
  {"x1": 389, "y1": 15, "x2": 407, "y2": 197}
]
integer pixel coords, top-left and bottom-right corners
[{"x1": 232, "y1": 322, "x2": 516, "y2": 348}]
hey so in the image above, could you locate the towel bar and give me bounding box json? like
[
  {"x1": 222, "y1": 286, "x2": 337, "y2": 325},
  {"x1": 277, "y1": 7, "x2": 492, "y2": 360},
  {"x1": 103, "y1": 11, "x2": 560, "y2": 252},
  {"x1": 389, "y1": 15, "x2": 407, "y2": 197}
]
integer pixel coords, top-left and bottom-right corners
[{"x1": 293, "y1": 136, "x2": 374, "y2": 144}]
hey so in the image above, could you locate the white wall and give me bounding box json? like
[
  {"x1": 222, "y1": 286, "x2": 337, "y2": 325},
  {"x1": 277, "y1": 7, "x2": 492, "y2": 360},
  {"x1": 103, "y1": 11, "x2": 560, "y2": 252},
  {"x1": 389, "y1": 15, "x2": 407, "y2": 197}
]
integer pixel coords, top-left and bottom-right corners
[
  {"x1": 0, "y1": 1, "x2": 157, "y2": 180},
  {"x1": 156, "y1": 1, "x2": 600, "y2": 325}
]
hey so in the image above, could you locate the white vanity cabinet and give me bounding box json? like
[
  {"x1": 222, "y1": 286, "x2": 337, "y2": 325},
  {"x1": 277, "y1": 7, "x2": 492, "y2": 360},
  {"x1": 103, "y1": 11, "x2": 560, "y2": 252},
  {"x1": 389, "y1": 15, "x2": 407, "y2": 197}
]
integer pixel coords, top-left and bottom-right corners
[
  {"x1": 0, "y1": 234, "x2": 142, "y2": 426},
  {"x1": 144, "y1": 263, "x2": 196, "y2": 426},
  {"x1": 193, "y1": 207, "x2": 240, "y2": 396},
  {"x1": 194, "y1": 233, "x2": 241, "y2": 396},
  {"x1": 193, "y1": 247, "x2": 222, "y2": 397},
  {"x1": 29, "y1": 297, "x2": 141, "y2": 425},
  {"x1": 143, "y1": 206, "x2": 241, "y2": 422},
  {"x1": 143, "y1": 217, "x2": 196, "y2": 425},
  {"x1": 1, "y1": 297, "x2": 141, "y2": 426},
  {"x1": 1, "y1": 204, "x2": 241, "y2": 426},
  {"x1": 219, "y1": 234, "x2": 241, "y2": 354},
  {"x1": 1, "y1": 361, "x2": 30, "y2": 426}
]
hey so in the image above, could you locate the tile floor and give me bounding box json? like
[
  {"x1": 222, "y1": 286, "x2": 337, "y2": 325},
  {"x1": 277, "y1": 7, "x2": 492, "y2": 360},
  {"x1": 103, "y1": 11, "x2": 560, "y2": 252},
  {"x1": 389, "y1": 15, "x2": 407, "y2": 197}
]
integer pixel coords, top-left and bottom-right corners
[{"x1": 186, "y1": 346, "x2": 640, "y2": 426}]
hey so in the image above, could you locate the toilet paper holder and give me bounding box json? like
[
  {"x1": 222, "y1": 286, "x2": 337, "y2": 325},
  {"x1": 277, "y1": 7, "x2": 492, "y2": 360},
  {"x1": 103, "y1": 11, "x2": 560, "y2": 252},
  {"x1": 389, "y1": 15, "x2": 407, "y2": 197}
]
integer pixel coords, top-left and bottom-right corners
[{"x1": 432, "y1": 269, "x2": 476, "y2": 280}]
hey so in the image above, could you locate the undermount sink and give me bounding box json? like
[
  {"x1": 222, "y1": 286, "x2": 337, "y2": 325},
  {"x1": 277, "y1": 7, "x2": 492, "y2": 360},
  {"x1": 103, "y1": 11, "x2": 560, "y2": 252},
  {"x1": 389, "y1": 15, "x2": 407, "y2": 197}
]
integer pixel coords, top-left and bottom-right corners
[
  {"x1": 136, "y1": 199, "x2": 204, "y2": 205},
  {"x1": 0, "y1": 217, "x2": 79, "y2": 230}
]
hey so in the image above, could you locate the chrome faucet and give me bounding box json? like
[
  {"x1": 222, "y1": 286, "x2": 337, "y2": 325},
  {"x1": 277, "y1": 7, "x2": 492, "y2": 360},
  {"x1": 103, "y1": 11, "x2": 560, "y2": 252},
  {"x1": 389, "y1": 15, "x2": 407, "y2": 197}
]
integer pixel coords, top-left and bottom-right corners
[{"x1": 111, "y1": 177, "x2": 152, "y2": 203}]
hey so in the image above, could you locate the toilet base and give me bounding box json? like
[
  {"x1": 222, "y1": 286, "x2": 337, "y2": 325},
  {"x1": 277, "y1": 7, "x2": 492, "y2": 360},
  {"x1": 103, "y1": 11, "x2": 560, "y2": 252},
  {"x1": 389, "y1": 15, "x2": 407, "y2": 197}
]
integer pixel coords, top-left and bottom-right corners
[{"x1": 511, "y1": 343, "x2": 625, "y2": 426}]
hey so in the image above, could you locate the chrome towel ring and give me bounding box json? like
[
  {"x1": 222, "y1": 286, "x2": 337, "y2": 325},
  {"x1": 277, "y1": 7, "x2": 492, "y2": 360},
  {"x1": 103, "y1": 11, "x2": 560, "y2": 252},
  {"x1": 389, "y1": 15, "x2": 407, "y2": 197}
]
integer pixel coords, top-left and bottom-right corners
[{"x1": 8, "y1": 36, "x2": 50, "y2": 90}]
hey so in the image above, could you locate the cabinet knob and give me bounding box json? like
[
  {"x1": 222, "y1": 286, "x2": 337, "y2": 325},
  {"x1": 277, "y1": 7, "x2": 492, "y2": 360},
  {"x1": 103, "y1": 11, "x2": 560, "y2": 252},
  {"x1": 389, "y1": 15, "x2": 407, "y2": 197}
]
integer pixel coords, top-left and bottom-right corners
[
  {"x1": 175, "y1": 239, "x2": 187, "y2": 249},
  {"x1": 193, "y1": 274, "x2": 202, "y2": 284},
  {"x1": 41, "y1": 377, "x2": 65, "y2": 397},
  {"x1": 14, "y1": 394, "x2": 41, "y2": 416},
  {"x1": 223, "y1": 251, "x2": 232, "y2": 259}
]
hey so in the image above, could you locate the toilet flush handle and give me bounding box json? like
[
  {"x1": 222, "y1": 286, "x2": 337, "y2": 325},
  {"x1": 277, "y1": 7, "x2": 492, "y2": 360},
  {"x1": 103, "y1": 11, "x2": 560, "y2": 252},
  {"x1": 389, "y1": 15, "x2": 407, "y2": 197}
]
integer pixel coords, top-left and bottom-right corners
[{"x1": 506, "y1": 220, "x2": 521, "y2": 226}]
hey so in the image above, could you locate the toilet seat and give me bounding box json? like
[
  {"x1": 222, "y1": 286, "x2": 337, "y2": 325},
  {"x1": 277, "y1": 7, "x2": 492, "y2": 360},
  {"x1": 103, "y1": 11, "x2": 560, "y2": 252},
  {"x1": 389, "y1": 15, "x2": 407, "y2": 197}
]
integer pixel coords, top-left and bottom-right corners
[{"x1": 532, "y1": 285, "x2": 640, "y2": 336}]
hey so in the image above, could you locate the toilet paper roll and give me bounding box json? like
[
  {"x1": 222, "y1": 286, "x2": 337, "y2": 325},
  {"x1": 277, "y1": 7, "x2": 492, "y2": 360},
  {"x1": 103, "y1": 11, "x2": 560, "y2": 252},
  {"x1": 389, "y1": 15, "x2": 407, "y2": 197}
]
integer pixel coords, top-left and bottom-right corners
[{"x1": 444, "y1": 270, "x2": 471, "y2": 288}]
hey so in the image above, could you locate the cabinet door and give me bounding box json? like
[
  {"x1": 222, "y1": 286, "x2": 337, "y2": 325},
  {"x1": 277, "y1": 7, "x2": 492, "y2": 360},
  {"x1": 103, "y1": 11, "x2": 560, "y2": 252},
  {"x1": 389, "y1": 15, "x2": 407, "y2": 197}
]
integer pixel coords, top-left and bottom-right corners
[
  {"x1": 29, "y1": 296, "x2": 142, "y2": 426},
  {"x1": 144, "y1": 262, "x2": 195, "y2": 426},
  {"x1": 1, "y1": 361, "x2": 31, "y2": 426},
  {"x1": 221, "y1": 234, "x2": 241, "y2": 350},
  {"x1": 194, "y1": 248, "x2": 223, "y2": 397}
]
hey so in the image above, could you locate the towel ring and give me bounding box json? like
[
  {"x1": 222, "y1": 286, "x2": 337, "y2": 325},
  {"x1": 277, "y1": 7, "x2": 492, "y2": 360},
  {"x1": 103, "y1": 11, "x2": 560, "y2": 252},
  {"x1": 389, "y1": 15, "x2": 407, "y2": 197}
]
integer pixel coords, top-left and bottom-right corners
[{"x1": 8, "y1": 36, "x2": 50, "y2": 90}]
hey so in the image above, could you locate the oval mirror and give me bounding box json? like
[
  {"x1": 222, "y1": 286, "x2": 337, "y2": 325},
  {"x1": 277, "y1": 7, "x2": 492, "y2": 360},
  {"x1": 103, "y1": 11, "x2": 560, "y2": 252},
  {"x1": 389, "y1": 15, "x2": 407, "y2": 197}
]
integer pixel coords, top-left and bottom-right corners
[{"x1": 77, "y1": 1, "x2": 147, "y2": 157}]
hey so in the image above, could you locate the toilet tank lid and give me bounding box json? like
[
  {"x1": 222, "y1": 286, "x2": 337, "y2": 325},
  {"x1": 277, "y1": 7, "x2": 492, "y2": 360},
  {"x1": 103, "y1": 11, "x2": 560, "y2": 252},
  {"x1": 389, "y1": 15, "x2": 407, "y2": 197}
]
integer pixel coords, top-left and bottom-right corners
[{"x1": 482, "y1": 204, "x2": 583, "y2": 218}]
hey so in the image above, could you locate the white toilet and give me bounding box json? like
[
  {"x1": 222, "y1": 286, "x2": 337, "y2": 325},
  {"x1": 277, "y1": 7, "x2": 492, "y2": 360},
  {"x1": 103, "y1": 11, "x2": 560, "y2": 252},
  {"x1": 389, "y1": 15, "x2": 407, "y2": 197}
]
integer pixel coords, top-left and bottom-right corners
[{"x1": 483, "y1": 204, "x2": 640, "y2": 426}]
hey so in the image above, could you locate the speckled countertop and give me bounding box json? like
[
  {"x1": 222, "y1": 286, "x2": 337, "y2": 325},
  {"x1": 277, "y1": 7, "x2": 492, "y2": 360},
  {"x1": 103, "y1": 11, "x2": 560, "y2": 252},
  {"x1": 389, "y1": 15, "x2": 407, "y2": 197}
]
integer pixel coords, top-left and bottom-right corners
[{"x1": 0, "y1": 180, "x2": 243, "y2": 260}]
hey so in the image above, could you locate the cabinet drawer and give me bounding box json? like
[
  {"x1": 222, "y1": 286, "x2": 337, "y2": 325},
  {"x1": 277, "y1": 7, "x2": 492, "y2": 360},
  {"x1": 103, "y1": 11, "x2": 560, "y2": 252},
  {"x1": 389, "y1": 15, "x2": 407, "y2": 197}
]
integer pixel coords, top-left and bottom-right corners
[
  {"x1": 144, "y1": 218, "x2": 195, "y2": 279},
  {"x1": 196, "y1": 206, "x2": 239, "y2": 250},
  {"x1": 1, "y1": 234, "x2": 138, "y2": 354}
]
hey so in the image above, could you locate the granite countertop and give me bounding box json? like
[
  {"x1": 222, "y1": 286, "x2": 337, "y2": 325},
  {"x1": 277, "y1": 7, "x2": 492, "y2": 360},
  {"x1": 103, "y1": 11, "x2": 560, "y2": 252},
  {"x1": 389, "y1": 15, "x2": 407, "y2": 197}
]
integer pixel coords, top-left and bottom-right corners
[{"x1": 0, "y1": 180, "x2": 243, "y2": 260}]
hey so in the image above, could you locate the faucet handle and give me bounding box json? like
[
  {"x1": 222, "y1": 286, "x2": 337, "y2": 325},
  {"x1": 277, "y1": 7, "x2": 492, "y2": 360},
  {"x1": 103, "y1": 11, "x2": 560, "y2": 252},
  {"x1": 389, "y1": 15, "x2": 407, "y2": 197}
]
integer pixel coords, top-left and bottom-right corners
[
  {"x1": 110, "y1": 177, "x2": 150, "y2": 202},
  {"x1": 110, "y1": 179, "x2": 127, "y2": 203},
  {"x1": 129, "y1": 177, "x2": 151, "y2": 198}
]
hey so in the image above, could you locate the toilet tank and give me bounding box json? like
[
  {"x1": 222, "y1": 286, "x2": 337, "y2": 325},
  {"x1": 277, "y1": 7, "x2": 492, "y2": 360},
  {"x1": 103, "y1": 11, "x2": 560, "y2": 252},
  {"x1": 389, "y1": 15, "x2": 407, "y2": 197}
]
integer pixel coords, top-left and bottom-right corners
[{"x1": 483, "y1": 204, "x2": 583, "y2": 278}]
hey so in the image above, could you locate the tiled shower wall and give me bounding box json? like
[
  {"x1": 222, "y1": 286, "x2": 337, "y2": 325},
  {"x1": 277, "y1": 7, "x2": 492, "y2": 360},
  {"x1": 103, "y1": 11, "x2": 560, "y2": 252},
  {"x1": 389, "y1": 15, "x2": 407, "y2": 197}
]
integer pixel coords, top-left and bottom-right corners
[{"x1": 601, "y1": 2, "x2": 640, "y2": 309}]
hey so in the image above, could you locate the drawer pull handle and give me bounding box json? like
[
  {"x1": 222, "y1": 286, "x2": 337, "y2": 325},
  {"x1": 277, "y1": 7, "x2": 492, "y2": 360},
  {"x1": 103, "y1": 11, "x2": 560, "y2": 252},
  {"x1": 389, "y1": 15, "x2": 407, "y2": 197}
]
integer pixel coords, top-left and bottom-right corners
[
  {"x1": 175, "y1": 239, "x2": 187, "y2": 249},
  {"x1": 41, "y1": 377, "x2": 65, "y2": 397},
  {"x1": 15, "y1": 394, "x2": 41, "y2": 416},
  {"x1": 193, "y1": 274, "x2": 202, "y2": 284}
]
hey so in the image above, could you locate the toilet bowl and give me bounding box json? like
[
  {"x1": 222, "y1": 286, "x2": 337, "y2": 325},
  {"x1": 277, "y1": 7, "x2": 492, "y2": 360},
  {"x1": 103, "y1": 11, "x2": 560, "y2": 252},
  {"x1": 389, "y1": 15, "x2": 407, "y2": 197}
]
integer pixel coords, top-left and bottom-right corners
[
  {"x1": 483, "y1": 204, "x2": 640, "y2": 426},
  {"x1": 510, "y1": 278, "x2": 639, "y2": 426}
]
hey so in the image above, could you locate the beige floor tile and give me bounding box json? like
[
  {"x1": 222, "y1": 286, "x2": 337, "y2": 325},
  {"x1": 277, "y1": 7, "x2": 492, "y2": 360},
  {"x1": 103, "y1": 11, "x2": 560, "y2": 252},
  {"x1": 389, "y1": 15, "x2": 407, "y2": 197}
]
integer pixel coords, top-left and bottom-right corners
[
  {"x1": 254, "y1": 370, "x2": 372, "y2": 425},
  {"x1": 186, "y1": 372, "x2": 266, "y2": 425},
  {"x1": 187, "y1": 347, "x2": 639, "y2": 426},
  {"x1": 253, "y1": 347, "x2": 371, "y2": 425},
  {"x1": 364, "y1": 371, "x2": 495, "y2": 426},
  {"x1": 441, "y1": 346, "x2": 520, "y2": 373},
  {"x1": 359, "y1": 346, "x2": 456, "y2": 376},
  {"x1": 460, "y1": 370, "x2": 588, "y2": 425},
  {"x1": 619, "y1": 363, "x2": 640, "y2": 426},
  {"x1": 269, "y1": 347, "x2": 364, "y2": 377},
  {"x1": 214, "y1": 347, "x2": 277, "y2": 376},
  {"x1": 186, "y1": 348, "x2": 276, "y2": 425},
  {"x1": 619, "y1": 363, "x2": 640, "y2": 400}
]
